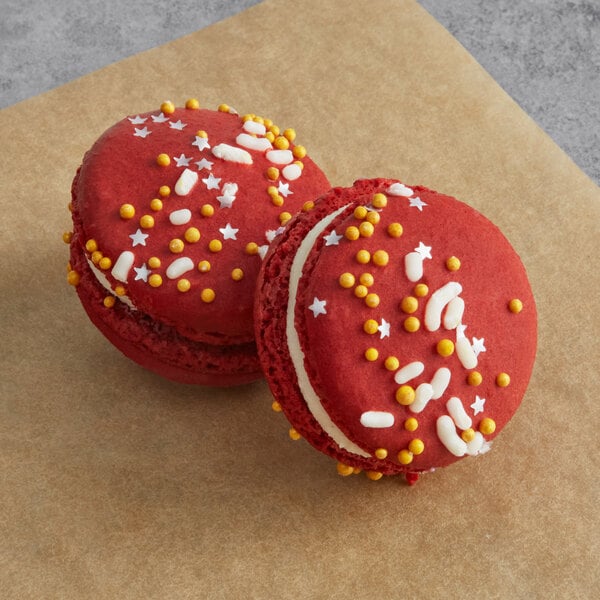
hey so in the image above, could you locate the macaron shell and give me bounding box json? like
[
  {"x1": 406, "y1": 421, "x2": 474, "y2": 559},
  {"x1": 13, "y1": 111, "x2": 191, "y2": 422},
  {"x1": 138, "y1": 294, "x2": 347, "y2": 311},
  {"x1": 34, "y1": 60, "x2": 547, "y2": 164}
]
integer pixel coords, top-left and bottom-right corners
[{"x1": 257, "y1": 178, "x2": 537, "y2": 475}]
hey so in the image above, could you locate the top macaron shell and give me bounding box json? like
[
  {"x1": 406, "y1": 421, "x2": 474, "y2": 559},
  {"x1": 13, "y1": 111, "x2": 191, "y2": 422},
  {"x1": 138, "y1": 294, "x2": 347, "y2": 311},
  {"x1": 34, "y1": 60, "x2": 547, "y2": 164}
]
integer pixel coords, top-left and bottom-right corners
[
  {"x1": 256, "y1": 178, "x2": 537, "y2": 475},
  {"x1": 72, "y1": 105, "x2": 330, "y2": 346}
]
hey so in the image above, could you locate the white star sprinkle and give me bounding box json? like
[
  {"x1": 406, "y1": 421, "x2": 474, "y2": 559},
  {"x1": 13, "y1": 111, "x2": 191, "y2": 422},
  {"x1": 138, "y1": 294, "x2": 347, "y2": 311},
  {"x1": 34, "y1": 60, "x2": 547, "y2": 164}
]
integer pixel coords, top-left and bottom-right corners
[
  {"x1": 202, "y1": 173, "x2": 221, "y2": 190},
  {"x1": 456, "y1": 323, "x2": 468, "y2": 338},
  {"x1": 192, "y1": 136, "x2": 211, "y2": 151},
  {"x1": 378, "y1": 318, "x2": 391, "y2": 339},
  {"x1": 258, "y1": 245, "x2": 269, "y2": 259},
  {"x1": 471, "y1": 395, "x2": 486, "y2": 415},
  {"x1": 409, "y1": 196, "x2": 428, "y2": 211},
  {"x1": 219, "y1": 223, "x2": 239, "y2": 240},
  {"x1": 128, "y1": 115, "x2": 147, "y2": 124},
  {"x1": 277, "y1": 182, "x2": 293, "y2": 197},
  {"x1": 129, "y1": 229, "x2": 149, "y2": 247},
  {"x1": 151, "y1": 112, "x2": 169, "y2": 123},
  {"x1": 323, "y1": 230, "x2": 343, "y2": 246},
  {"x1": 308, "y1": 297, "x2": 327, "y2": 318},
  {"x1": 217, "y1": 193, "x2": 236, "y2": 208},
  {"x1": 265, "y1": 227, "x2": 285, "y2": 243},
  {"x1": 133, "y1": 263, "x2": 151, "y2": 282},
  {"x1": 169, "y1": 120, "x2": 186, "y2": 130},
  {"x1": 414, "y1": 242, "x2": 432, "y2": 260},
  {"x1": 133, "y1": 126, "x2": 151, "y2": 138},
  {"x1": 472, "y1": 337, "x2": 487, "y2": 356},
  {"x1": 173, "y1": 154, "x2": 191, "y2": 167},
  {"x1": 195, "y1": 158, "x2": 213, "y2": 171}
]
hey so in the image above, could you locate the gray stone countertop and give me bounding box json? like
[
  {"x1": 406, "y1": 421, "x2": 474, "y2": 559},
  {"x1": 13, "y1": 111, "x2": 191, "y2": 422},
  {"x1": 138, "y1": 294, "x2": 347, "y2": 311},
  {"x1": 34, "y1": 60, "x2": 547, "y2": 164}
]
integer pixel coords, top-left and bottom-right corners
[{"x1": 1, "y1": 0, "x2": 598, "y2": 184}]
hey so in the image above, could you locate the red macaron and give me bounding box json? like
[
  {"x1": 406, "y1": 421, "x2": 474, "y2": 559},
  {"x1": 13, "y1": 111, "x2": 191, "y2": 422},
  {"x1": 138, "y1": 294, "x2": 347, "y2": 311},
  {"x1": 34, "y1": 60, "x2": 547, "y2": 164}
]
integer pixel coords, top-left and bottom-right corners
[
  {"x1": 255, "y1": 178, "x2": 537, "y2": 483},
  {"x1": 67, "y1": 100, "x2": 330, "y2": 385}
]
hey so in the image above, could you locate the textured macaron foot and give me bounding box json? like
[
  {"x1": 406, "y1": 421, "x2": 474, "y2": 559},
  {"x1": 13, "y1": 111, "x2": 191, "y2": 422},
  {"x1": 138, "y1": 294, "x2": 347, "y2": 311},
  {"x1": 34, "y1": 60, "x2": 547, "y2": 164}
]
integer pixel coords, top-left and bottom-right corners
[
  {"x1": 65, "y1": 99, "x2": 330, "y2": 384},
  {"x1": 256, "y1": 178, "x2": 537, "y2": 480}
]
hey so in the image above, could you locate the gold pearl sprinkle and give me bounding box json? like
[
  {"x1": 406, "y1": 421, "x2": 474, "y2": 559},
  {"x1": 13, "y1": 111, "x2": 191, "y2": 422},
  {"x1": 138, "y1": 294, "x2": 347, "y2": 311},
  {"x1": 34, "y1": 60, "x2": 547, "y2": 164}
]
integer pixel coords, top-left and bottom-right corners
[
  {"x1": 245, "y1": 242, "x2": 259, "y2": 255},
  {"x1": 496, "y1": 372, "x2": 511, "y2": 387},
  {"x1": 201, "y1": 204, "x2": 215, "y2": 217},
  {"x1": 372, "y1": 193, "x2": 387, "y2": 208},
  {"x1": 353, "y1": 206, "x2": 368, "y2": 220},
  {"x1": 85, "y1": 239, "x2": 98, "y2": 253},
  {"x1": 359, "y1": 272, "x2": 374, "y2": 287},
  {"x1": 184, "y1": 227, "x2": 201, "y2": 243},
  {"x1": 345, "y1": 226, "x2": 360, "y2": 241},
  {"x1": 467, "y1": 371, "x2": 483, "y2": 386},
  {"x1": 374, "y1": 448, "x2": 388, "y2": 460},
  {"x1": 62, "y1": 232, "x2": 73, "y2": 244},
  {"x1": 150, "y1": 198, "x2": 163, "y2": 211},
  {"x1": 292, "y1": 145, "x2": 306, "y2": 159},
  {"x1": 404, "y1": 417, "x2": 419, "y2": 432},
  {"x1": 414, "y1": 283, "x2": 429, "y2": 297},
  {"x1": 231, "y1": 268, "x2": 244, "y2": 281},
  {"x1": 396, "y1": 385, "x2": 416, "y2": 406},
  {"x1": 159, "y1": 185, "x2": 171, "y2": 197},
  {"x1": 337, "y1": 463, "x2": 354, "y2": 477},
  {"x1": 197, "y1": 260, "x2": 211, "y2": 273},
  {"x1": 185, "y1": 98, "x2": 200, "y2": 110},
  {"x1": 446, "y1": 256, "x2": 461, "y2": 271},
  {"x1": 119, "y1": 204, "x2": 135, "y2": 219},
  {"x1": 339, "y1": 273, "x2": 356, "y2": 288},
  {"x1": 372, "y1": 250, "x2": 389, "y2": 267},
  {"x1": 103, "y1": 296, "x2": 116, "y2": 308},
  {"x1": 67, "y1": 270, "x2": 80, "y2": 286},
  {"x1": 201, "y1": 288, "x2": 216, "y2": 303},
  {"x1": 156, "y1": 153, "x2": 171, "y2": 167},
  {"x1": 148, "y1": 274, "x2": 163, "y2": 288},
  {"x1": 208, "y1": 239, "x2": 223, "y2": 253},
  {"x1": 387, "y1": 222, "x2": 403, "y2": 237},
  {"x1": 288, "y1": 428, "x2": 301, "y2": 441},
  {"x1": 509, "y1": 298, "x2": 523, "y2": 313},
  {"x1": 400, "y1": 296, "x2": 418, "y2": 314},
  {"x1": 363, "y1": 319, "x2": 379, "y2": 334},
  {"x1": 359, "y1": 221, "x2": 374, "y2": 237},
  {"x1": 356, "y1": 249, "x2": 371, "y2": 264},
  {"x1": 384, "y1": 356, "x2": 400, "y2": 371},
  {"x1": 169, "y1": 238, "x2": 184, "y2": 253},
  {"x1": 364, "y1": 347, "x2": 379, "y2": 361},
  {"x1": 479, "y1": 418, "x2": 496, "y2": 435},
  {"x1": 177, "y1": 279, "x2": 191, "y2": 292},
  {"x1": 160, "y1": 101, "x2": 175, "y2": 114},
  {"x1": 365, "y1": 471, "x2": 383, "y2": 481},
  {"x1": 147, "y1": 257, "x2": 161, "y2": 269},
  {"x1": 266, "y1": 167, "x2": 279, "y2": 180},
  {"x1": 397, "y1": 449, "x2": 413, "y2": 465},
  {"x1": 139, "y1": 215, "x2": 155, "y2": 229},
  {"x1": 403, "y1": 316, "x2": 420, "y2": 333},
  {"x1": 354, "y1": 285, "x2": 368, "y2": 299}
]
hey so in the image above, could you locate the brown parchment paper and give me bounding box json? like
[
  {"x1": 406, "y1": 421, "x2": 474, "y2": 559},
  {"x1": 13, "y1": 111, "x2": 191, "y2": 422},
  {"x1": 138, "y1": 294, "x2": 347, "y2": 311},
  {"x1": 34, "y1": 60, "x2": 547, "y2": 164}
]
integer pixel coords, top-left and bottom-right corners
[{"x1": 1, "y1": 1, "x2": 598, "y2": 598}]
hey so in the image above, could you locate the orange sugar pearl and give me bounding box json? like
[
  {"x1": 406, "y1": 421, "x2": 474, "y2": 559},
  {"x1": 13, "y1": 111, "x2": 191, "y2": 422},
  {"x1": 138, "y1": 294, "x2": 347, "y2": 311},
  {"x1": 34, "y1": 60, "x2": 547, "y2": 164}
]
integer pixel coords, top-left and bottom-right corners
[
  {"x1": 353, "y1": 206, "x2": 368, "y2": 220},
  {"x1": 387, "y1": 222, "x2": 403, "y2": 237},
  {"x1": 372, "y1": 193, "x2": 387, "y2": 208},
  {"x1": 437, "y1": 339, "x2": 455, "y2": 357},
  {"x1": 67, "y1": 201, "x2": 73, "y2": 212},
  {"x1": 159, "y1": 185, "x2": 171, "y2": 197},
  {"x1": 201, "y1": 204, "x2": 215, "y2": 217},
  {"x1": 150, "y1": 198, "x2": 163, "y2": 211},
  {"x1": 365, "y1": 471, "x2": 383, "y2": 481},
  {"x1": 169, "y1": 238, "x2": 185, "y2": 253},
  {"x1": 267, "y1": 185, "x2": 279, "y2": 198},
  {"x1": 271, "y1": 400, "x2": 282, "y2": 412},
  {"x1": 184, "y1": 227, "x2": 201, "y2": 243},
  {"x1": 273, "y1": 136, "x2": 290, "y2": 150},
  {"x1": 509, "y1": 298, "x2": 523, "y2": 313},
  {"x1": 356, "y1": 249, "x2": 371, "y2": 264},
  {"x1": 414, "y1": 283, "x2": 429, "y2": 297},
  {"x1": 302, "y1": 201, "x2": 314, "y2": 212},
  {"x1": 156, "y1": 153, "x2": 170, "y2": 167},
  {"x1": 345, "y1": 226, "x2": 360, "y2": 241},
  {"x1": 85, "y1": 239, "x2": 98, "y2": 253},
  {"x1": 339, "y1": 273, "x2": 356, "y2": 288},
  {"x1": 337, "y1": 463, "x2": 354, "y2": 477},
  {"x1": 266, "y1": 167, "x2": 279, "y2": 180},
  {"x1": 217, "y1": 103, "x2": 230, "y2": 113},
  {"x1": 374, "y1": 448, "x2": 388, "y2": 460},
  {"x1": 403, "y1": 316, "x2": 420, "y2": 333},
  {"x1": 196, "y1": 130, "x2": 208, "y2": 138},
  {"x1": 279, "y1": 211, "x2": 292, "y2": 225},
  {"x1": 119, "y1": 204, "x2": 135, "y2": 219},
  {"x1": 98, "y1": 257, "x2": 112, "y2": 270},
  {"x1": 160, "y1": 100, "x2": 175, "y2": 114},
  {"x1": 185, "y1": 98, "x2": 200, "y2": 109},
  {"x1": 268, "y1": 124, "x2": 280, "y2": 136},
  {"x1": 265, "y1": 131, "x2": 275, "y2": 143},
  {"x1": 231, "y1": 268, "x2": 244, "y2": 281},
  {"x1": 365, "y1": 293, "x2": 380, "y2": 308},
  {"x1": 354, "y1": 285, "x2": 368, "y2": 298},
  {"x1": 62, "y1": 232, "x2": 73, "y2": 244},
  {"x1": 359, "y1": 272, "x2": 374, "y2": 287},
  {"x1": 91, "y1": 251, "x2": 103, "y2": 264},
  {"x1": 404, "y1": 417, "x2": 419, "y2": 432},
  {"x1": 408, "y1": 439, "x2": 425, "y2": 455},
  {"x1": 496, "y1": 372, "x2": 511, "y2": 387},
  {"x1": 396, "y1": 385, "x2": 416, "y2": 406},
  {"x1": 197, "y1": 260, "x2": 211, "y2": 273},
  {"x1": 283, "y1": 128, "x2": 296, "y2": 142},
  {"x1": 461, "y1": 428, "x2": 476, "y2": 442},
  {"x1": 148, "y1": 274, "x2": 163, "y2": 287},
  {"x1": 292, "y1": 145, "x2": 306, "y2": 159},
  {"x1": 372, "y1": 250, "x2": 389, "y2": 267},
  {"x1": 253, "y1": 116, "x2": 265, "y2": 124},
  {"x1": 147, "y1": 257, "x2": 161, "y2": 269},
  {"x1": 467, "y1": 371, "x2": 483, "y2": 386},
  {"x1": 479, "y1": 418, "x2": 496, "y2": 435},
  {"x1": 114, "y1": 285, "x2": 126, "y2": 296},
  {"x1": 384, "y1": 356, "x2": 400, "y2": 371},
  {"x1": 208, "y1": 239, "x2": 223, "y2": 253},
  {"x1": 201, "y1": 288, "x2": 216, "y2": 303},
  {"x1": 263, "y1": 118, "x2": 273, "y2": 128},
  {"x1": 364, "y1": 347, "x2": 379, "y2": 361},
  {"x1": 67, "y1": 270, "x2": 80, "y2": 286},
  {"x1": 363, "y1": 319, "x2": 379, "y2": 334},
  {"x1": 245, "y1": 242, "x2": 259, "y2": 255},
  {"x1": 359, "y1": 221, "x2": 374, "y2": 237},
  {"x1": 397, "y1": 449, "x2": 413, "y2": 465},
  {"x1": 177, "y1": 279, "x2": 191, "y2": 292},
  {"x1": 365, "y1": 211, "x2": 380, "y2": 225},
  {"x1": 139, "y1": 215, "x2": 155, "y2": 229},
  {"x1": 400, "y1": 296, "x2": 418, "y2": 314},
  {"x1": 446, "y1": 256, "x2": 461, "y2": 271},
  {"x1": 103, "y1": 296, "x2": 115, "y2": 308},
  {"x1": 288, "y1": 428, "x2": 301, "y2": 441}
]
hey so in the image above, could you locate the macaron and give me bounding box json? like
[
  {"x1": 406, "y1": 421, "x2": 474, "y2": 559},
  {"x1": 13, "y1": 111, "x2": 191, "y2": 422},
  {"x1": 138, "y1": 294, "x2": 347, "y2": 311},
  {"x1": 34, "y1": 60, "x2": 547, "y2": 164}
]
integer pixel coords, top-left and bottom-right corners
[
  {"x1": 255, "y1": 178, "x2": 537, "y2": 483},
  {"x1": 66, "y1": 100, "x2": 330, "y2": 385}
]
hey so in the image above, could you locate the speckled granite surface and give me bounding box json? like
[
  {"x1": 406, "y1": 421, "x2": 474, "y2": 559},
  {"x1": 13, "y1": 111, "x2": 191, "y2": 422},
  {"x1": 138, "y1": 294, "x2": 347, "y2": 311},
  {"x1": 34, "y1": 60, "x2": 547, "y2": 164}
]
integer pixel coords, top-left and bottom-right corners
[{"x1": 0, "y1": 0, "x2": 598, "y2": 184}]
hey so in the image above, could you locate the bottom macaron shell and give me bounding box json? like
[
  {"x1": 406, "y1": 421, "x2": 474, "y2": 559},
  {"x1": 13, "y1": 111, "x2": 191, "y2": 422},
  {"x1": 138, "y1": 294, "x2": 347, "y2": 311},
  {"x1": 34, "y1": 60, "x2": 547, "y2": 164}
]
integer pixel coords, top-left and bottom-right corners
[
  {"x1": 70, "y1": 237, "x2": 261, "y2": 386},
  {"x1": 256, "y1": 178, "x2": 537, "y2": 477}
]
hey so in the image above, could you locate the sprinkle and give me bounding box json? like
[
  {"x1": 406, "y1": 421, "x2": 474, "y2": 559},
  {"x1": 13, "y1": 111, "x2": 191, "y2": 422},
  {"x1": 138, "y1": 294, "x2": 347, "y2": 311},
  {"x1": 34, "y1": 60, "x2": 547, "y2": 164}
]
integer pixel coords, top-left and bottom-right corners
[
  {"x1": 129, "y1": 229, "x2": 149, "y2": 247},
  {"x1": 470, "y1": 395, "x2": 486, "y2": 415},
  {"x1": 302, "y1": 201, "x2": 315, "y2": 212},
  {"x1": 359, "y1": 221, "x2": 374, "y2": 237},
  {"x1": 201, "y1": 204, "x2": 215, "y2": 217},
  {"x1": 169, "y1": 208, "x2": 192, "y2": 226},
  {"x1": 374, "y1": 448, "x2": 388, "y2": 460},
  {"x1": 139, "y1": 215, "x2": 155, "y2": 229},
  {"x1": 403, "y1": 316, "x2": 420, "y2": 332},
  {"x1": 103, "y1": 296, "x2": 116, "y2": 308},
  {"x1": 387, "y1": 222, "x2": 403, "y2": 237},
  {"x1": 159, "y1": 185, "x2": 170, "y2": 197},
  {"x1": 424, "y1": 282, "x2": 462, "y2": 331},
  {"x1": 372, "y1": 193, "x2": 387, "y2": 208},
  {"x1": 265, "y1": 132, "x2": 275, "y2": 143},
  {"x1": 364, "y1": 348, "x2": 379, "y2": 361},
  {"x1": 372, "y1": 250, "x2": 389, "y2": 266},
  {"x1": 268, "y1": 124, "x2": 280, "y2": 136},
  {"x1": 467, "y1": 371, "x2": 483, "y2": 386},
  {"x1": 156, "y1": 153, "x2": 170, "y2": 167},
  {"x1": 354, "y1": 206, "x2": 368, "y2": 220},
  {"x1": 245, "y1": 242, "x2": 259, "y2": 255},
  {"x1": 273, "y1": 136, "x2": 290, "y2": 150},
  {"x1": 62, "y1": 232, "x2": 73, "y2": 244},
  {"x1": 404, "y1": 418, "x2": 419, "y2": 432},
  {"x1": 456, "y1": 336, "x2": 478, "y2": 369},
  {"x1": 148, "y1": 274, "x2": 163, "y2": 287},
  {"x1": 360, "y1": 411, "x2": 395, "y2": 428},
  {"x1": 437, "y1": 339, "x2": 455, "y2": 357},
  {"x1": 384, "y1": 356, "x2": 400, "y2": 371},
  {"x1": 67, "y1": 270, "x2": 80, "y2": 286},
  {"x1": 279, "y1": 212, "x2": 292, "y2": 225},
  {"x1": 430, "y1": 367, "x2": 451, "y2": 399},
  {"x1": 91, "y1": 251, "x2": 102, "y2": 264},
  {"x1": 461, "y1": 428, "x2": 476, "y2": 442},
  {"x1": 119, "y1": 204, "x2": 135, "y2": 219},
  {"x1": 365, "y1": 293, "x2": 380, "y2": 308},
  {"x1": 377, "y1": 318, "x2": 391, "y2": 339},
  {"x1": 169, "y1": 239, "x2": 185, "y2": 254},
  {"x1": 394, "y1": 361, "x2": 424, "y2": 384},
  {"x1": 166, "y1": 256, "x2": 194, "y2": 279},
  {"x1": 98, "y1": 257, "x2": 112, "y2": 270},
  {"x1": 509, "y1": 298, "x2": 523, "y2": 313},
  {"x1": 395, "y1": 385, "x2": 416, "y2": 406},
  {"x1": 496, "y1": 372, "x2": 511, "y2": 387},
  {"x1": 443, "y1": 296, "x2": 465, "y2": 330},
  {"x1": 308, "y1": 297, "x2": 327, "y2": 317},
  {"x1": 404, "y1": 252, "x2": 424, "y2": 282},
  {"x1": 292, "y1": 145, "x2": 307, "y2": 159},
  {"x1": 236, "y1": 133, "x2": 272, "y2": 152},
  {"x1": 184, "y1": 227, "x2": 201, "y2": 243},
  {"x1": 282, "y1": 164, "x2": 302, "y2": 181},
  {"x1": 397, "y1": 450, "x2": 413, "y2": 465},
  {"x1": 266, "y1": 167, "x2": 279, "y2": 180},
  {"x1": 366, "y1": 471, "x2": 383, "y2": 481},
  {"x1": 212, "y1": 144, "x2": 253, "y2": 165},
  {"x1": 177, "y1": 279, "x2": 191, "y2": 292},
  {"x1": 114, "y1": 285, "x2": 126, "y2": 296},
  {"x1": 174, "y1": 169, "x2": 199, "y2": 196},
  {"x1": 354, "y1": 285, "x2": 368, "y2": 298},
  {"x1": 409, "y1": 383, "x2": 434, "y2": 413},
  {"x1": 185, "y1": 98, "x2": 200, "y2": 109},
  {"x1": 219, "y1": 223, "x2": 239, "y2": 240},
  {"x1": 231, "y1": 268, "x2": 244, "y2": 281},
  {"x1": 160, "y1": 101, "x2": 175, "y2": 114},
  {"x1": 446, "y1": 256, "x2": 461, "y2": 271},
  {"x1": 359, "y1": 273, "x2": 374, "y2": 287},
  {"x1": 446, "y1": 397, "x2": 472, "y2": 430},
  {"x1": 479, "y1": 418, "x2": 496, "y2": 435},
  {"x1": 345, "y1": 226, "x2": 360, "y2": 241},
  {"x1": 271, "y1": 400, "x2": 282, "y2": 412},
  {"x1": 266, "y1": 149, "x2": 294, "y2": 165},
  {"x1": 408, "y1": 439, "x2": 425, "y2": 455},
  {"x1": 111, "y1": 251, "x2": 134, "y2": 282},
  {"x1": 409, "y1": 197, "x2": 428, "y2": 211},
  {"x1": 436, "y1": 415, "x2": 467, "y2": 457},
  {"x1": 363, "y1": 319, "x2": 379, "y2": 334},
  {"x1": 201, "y1": 288, "x2": 216, "y2": 303},
  {"x1": 243, "y1": 120, "x2": 266, "y2": 135},
  {"x1": 356, "y1": 250, "x2": 371, "y2": 264},
  {"x1": 150, "y1": 198, "x2": 163, "y2": 211},
  {"x1": 400, "y1": 296, "x2": 418, "y2": 314},
  {"x1": 217, "y1": 103, "x2": 229, "y2": 113},
  {"x1": 387, "y1": 182, "x2": 413, "y2": 197},
  {"x1": 209, "y1": 239, "x2": 223, "y2": 253},
  {"x1": 288, "y1": 428, "x2": 301, "y2": 441},
  {"x1": 283, "y1": 128, "x2": 296, "y2": 142},
  {"x1": 339, "y1": 273, "x2": 356, "y2": 288},
  {"x1": 466, "y1": 432, "x2": 486, "y2": 456},
  {"x1": 85, "y1": 239, "x2": 98, "y2": 253},
  {"x1": 337, "y1": 463, "x2": 354, "y2": 477},
  {"x1": 197, "y1": 260, "x2": 211, "y2": 273}
]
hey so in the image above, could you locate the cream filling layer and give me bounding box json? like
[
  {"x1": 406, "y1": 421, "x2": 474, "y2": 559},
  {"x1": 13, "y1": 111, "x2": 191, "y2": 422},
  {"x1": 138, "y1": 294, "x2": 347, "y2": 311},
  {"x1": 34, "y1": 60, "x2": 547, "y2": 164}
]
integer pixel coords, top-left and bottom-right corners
[{"x1": 286, "y1": 205, "x2": 371, "y2": 459}]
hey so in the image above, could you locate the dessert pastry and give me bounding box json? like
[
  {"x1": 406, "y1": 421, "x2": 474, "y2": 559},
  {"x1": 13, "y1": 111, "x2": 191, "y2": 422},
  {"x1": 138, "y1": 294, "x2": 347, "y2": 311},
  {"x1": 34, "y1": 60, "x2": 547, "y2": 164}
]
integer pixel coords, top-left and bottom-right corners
[
  {"x1": 255, "y1": 178, "x2": 537, "y2": 483},
  {"x1": 65, "y1": 99, "x2": 330, "y2": 385}
]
